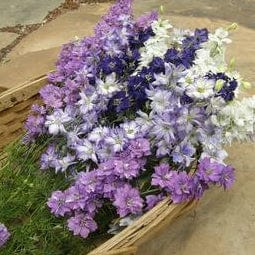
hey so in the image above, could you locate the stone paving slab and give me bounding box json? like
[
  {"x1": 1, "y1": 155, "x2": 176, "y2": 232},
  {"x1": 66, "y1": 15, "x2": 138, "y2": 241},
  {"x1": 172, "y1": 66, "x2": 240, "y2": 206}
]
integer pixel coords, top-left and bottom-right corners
[
  {"x1": 8, "y1": 3, "x2": 110, "y2": 59},
  {"x1": 0, "y1": 32, "x2": 18, "y2": 49},
  {"x1": 0, "y1": 47, "x2": 59, "y2": 91},
  {"x1": 0, "y1": 0, "x2": 64, "y2": 28}
]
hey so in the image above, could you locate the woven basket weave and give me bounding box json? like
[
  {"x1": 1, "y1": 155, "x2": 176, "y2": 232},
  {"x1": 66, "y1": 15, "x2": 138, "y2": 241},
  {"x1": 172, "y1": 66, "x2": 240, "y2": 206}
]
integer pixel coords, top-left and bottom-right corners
[{"x1": 0, "y1": 75, "x2": 196, "y2": 255}]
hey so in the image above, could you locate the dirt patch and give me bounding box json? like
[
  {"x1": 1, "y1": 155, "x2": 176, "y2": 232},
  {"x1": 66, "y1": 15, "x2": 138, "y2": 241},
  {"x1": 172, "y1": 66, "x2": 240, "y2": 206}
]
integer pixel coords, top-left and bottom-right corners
[{"x1": 0, "y1": 0, "x2": 114, "y2": 62}]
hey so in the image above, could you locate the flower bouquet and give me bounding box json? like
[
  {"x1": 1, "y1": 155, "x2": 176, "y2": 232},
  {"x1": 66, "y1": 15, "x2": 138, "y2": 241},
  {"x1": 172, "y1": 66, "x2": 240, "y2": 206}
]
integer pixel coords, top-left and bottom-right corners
[{"x1": 1, "y1": 0, "x2": 255, "y2": 253}]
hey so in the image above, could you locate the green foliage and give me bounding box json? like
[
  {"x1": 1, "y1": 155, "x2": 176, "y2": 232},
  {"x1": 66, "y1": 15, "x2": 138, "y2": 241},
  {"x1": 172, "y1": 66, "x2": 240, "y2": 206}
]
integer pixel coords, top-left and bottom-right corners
[{"x1": 0, "y1": 140, "x2": 101, "y2": 255}]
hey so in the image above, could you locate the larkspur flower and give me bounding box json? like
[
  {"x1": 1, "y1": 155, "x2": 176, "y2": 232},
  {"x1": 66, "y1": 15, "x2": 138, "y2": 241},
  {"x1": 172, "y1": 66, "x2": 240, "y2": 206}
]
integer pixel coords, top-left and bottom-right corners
[
  {"x1": 21, "y1": 0, "x2": 252, "y2": 241},
  {"x1": 40, "y1": 144, "x2": 59, "y2": 170},
  {"x1": 151, "y1": 163, "x2": 174, "y2": 189},
  {"x1": 167, "y1": 171, "x2": 194, "y2": 203},
  {"x1": 45, "y1": 109, "x2": 72, "y2": 135},
  {"x1": 0, "y1": 223, "x2": 10, "y2": 248},
  {"x1": 97, "y1": 73, "x2": 121, "y2": 96},
  {"x1": 128, "y1": 138, "x2": 151, "y2": 158},
  {"x1": 145, "y1": 194, "x2": 164, "y2": 210},
  {"x1": 67, "y1": 213, "x2": 97, "y2": 239},
  {"x1": 47, "y1": 191, "x2": 71, "y2": 216},
  {"x1": 105, "y1": 128, "x2": 128, "y2": 153},
  {"x1": 55, "y1": 154, "x2": 76, "y2": 173},
  {"x1": 113, "y1": 184, "x2": 144, "y2": 217},
  {"x1": 196, "y1": 157, "x2": 235, "y2": 189},
  {"x1": 76, "y1": 139, "x2": 97, "y2": 163}
]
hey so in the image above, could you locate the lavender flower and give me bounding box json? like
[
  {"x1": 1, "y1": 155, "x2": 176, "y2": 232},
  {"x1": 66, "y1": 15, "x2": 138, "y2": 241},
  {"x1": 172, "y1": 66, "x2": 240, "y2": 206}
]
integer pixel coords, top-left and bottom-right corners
[
  {"x1": 0, "y1": 223, "x2": 10, "y2": 247},
  {"x1": 135, "y1": 11, "x2": 158, "y2": 30},
  {"x1": 113, "y1": 184, "x2": 144, "y2": 217},
  {"x1": 47, "y1": 191, "x2": 71, "y2": 216},
  {"x1": 113, "y1": 157, "x2": 143, "y2": 179},
  {"x1": 167, "y1": 171, "x2": 194, "y2": 203},
  {"x1": 40, "y1": 144, "x2": 59, "y2": 170},
  {"x1": 151, "y1": 163, "x2": 174, "y2": 189},
  {"x1": 145, "y1": 194, "x2": 164, "y2": 211},
  {"x1": 218, "y1": 165, "x2": 235, "y2": 189},
  {"x1": 67, "y1": 213, "x2": 97, "y2": 239},
  {"x1": 128, "y1": 138, "x2": 151, "y2": 158}
]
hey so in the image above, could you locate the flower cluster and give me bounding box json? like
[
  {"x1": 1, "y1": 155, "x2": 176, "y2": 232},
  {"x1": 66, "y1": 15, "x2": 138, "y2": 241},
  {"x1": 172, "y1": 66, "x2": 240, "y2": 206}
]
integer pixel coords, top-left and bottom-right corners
[
  {"x1": 0, "y1": 223, "x2": 10, "y2": 248},
  {"x1": 24, "y1": 0, "x2": 255, "y2": 240}
]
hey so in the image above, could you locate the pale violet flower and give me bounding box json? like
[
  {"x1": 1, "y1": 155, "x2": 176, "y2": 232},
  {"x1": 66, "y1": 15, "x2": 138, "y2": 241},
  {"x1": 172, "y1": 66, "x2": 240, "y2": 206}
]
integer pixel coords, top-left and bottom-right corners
[
  {"x1": 88, "y1": 126, "x2": 110, "y2": 144},
  {"x1": 77, "y1": 89, "x2": 98, "y2": 115},
  {"x1": 45, "y1": 109, "x2": 72, "y2": 135},
  {"x1": 105, "y1": 129, "x2": 127, "y2": 152},
  {"x1": 121, "y1": 121, "x2": 140, "y2": 139},
  {"x1": 97, "y1": 73, "x2": 120, "y2": 96},
  {"x1": 55, "y1": 154, "x2": 76, "y2": 173},
  {"x1": 76, "y1": 139, "x2": 97, "y2": 163},
  {"x1": 146, "y1": 89, "x2": 172, "y2": 113}
]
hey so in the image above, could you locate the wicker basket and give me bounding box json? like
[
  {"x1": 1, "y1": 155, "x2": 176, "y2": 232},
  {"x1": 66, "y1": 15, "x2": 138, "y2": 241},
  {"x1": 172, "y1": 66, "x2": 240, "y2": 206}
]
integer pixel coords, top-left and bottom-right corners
[{"x1": 0, "y1": 76, "x2": 196, "y2": 255}]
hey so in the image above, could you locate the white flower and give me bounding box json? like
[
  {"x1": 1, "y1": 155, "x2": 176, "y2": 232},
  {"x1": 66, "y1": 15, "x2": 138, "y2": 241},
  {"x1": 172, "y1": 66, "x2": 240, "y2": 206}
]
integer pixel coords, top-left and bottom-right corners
[
  {"x1": 121, "y1": 121, "x2": 140, "y2": 139},
  {"x1": 76, "y1": 140, "x2": 97, "y2": 162},
  {"x1": 135, "y1": 110, "x2": 154, "y2": 134},
  {"x1": 185, "y1": 78, "x2": 215, "y2": 99},
  {"x1": 212, "y1": 96, "x2": 255, "y2": 143},
  {"x1": 77, "y1": 90, "x2": 97, "y2": 114},
  {"x1": 171, "y1": 28, "x2": 193, "y2": 45},
  {"x1": 45, "y1": 109, "x2": 72, "y2": 135},
  {"x1": 88, "y1": 126, "x2": 109, "y2": 144},
  {"x1": 146, "y1": 89, "x2": 172, "y2": 113},
  {"x1": 138, "y1": 19, "x2": 171, "y2": 69},
  {"x1": 97, "y1": 73, "x2": 120, "y2": 96},
  {"x1": 55, "y1": 154, "x2": 76, "y2": 173},
  {"x1": 151, "y1": 19, "x2": 172, "y2": 37}
]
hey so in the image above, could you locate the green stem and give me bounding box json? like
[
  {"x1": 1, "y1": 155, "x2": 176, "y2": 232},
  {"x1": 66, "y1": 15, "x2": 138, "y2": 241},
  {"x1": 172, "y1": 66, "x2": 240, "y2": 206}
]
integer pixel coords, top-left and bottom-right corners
[{"x1": 141, "y1": 188, "x2": 160, "y2": 195}]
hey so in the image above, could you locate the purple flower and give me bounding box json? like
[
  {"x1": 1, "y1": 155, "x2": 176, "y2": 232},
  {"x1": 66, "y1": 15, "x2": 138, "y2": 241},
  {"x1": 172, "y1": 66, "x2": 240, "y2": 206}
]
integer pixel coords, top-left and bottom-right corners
[
  {"x1": 151, "y1": 163, "x2": 174, "y2": 189},
  {"x1": 168, "y1": 171, "x2": 194, "y2": 203},
  {"x1": 192, "y1": 176, "x2": 208, "y2": 200},
  {"x1": 128, "y1": 138, "x2": 151, "y2": 158},
  {"x1": 113, "y1": 157, "x2": 143, "y2": 179},
  {"x1": 218, "y1": 165, "x2": 235, "y2": 190},
  {"x1": 76, "y1": 171, "x2": 102, "y2": 193},
  {"x1": 0, "y1": 223, "x2": 10, "y2": 247},
  {"x1": 135, "y1": 11, "x2": 158, "y2": 30},
  {"x1": 196, "y1": 157, "x2": 224, "y2": 183},
  {"x1": 47, "y1": 191, "x2": 71, "y2": 216},
  {"x1": 113, "y1": 184, "x2": 144, "y2": 217},
  {"x1": 67, "y1": 213, "x2": 97, "y2": 239},
  {"x1": 40, "y1": 144, "x2": 59, "y2": 170},
  {"x1": 39, "y1": 84, "x2": 64, "y2": 109},
  {"x1": 24, "y1": 114, "x2": 45, "y2": 142},
  {"x1": 145, "y1": 194, "x2": 164, "y2": 211},
  {"x1": 65, "y1": 185, "x2": 88, "y2": 211}
]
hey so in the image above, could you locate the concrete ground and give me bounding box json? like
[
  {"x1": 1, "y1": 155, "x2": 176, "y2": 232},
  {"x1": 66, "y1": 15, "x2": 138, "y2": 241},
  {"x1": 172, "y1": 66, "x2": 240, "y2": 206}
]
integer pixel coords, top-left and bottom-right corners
[{"x1": 0, "y1": 0, "x2": 254, "y2": 254}]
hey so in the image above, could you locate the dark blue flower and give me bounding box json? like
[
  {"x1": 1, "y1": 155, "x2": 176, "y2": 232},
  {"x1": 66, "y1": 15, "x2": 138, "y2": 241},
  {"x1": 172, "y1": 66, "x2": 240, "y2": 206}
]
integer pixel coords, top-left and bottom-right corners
[{"x1": 149, "y1": 57, "x2": 165, "y2": 73}]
